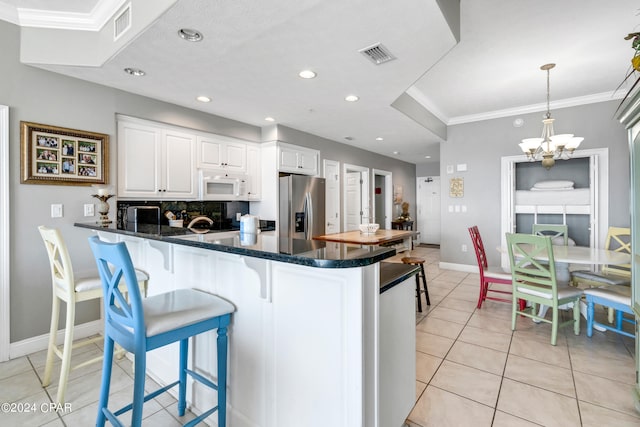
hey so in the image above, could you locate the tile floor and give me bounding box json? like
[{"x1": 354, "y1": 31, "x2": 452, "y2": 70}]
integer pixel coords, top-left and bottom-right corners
[
  {"x1": 1, "y1": 245, "x2": 638, "y2": 426},
  {"x1": 388, "y1": 245, "x2": 639, "y2": 427}
]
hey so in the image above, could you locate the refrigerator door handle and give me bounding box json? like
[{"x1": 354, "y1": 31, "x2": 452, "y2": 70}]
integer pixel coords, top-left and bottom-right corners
[{"x1": 304, "y1": 192, "x2": 313, "y2": 239}]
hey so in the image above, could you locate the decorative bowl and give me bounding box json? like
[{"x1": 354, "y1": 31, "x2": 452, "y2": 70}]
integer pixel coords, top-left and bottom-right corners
[{"x1": 359, "y1": 223, "x2": 380, "y2": 234}]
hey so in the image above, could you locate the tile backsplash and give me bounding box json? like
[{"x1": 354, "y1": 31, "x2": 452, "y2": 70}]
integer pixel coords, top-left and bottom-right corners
[{"x1": 117, "y1": 200, "x2": 249, "y2": 230}]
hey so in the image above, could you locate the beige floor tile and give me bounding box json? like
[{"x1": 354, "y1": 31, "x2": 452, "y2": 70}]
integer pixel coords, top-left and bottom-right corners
[
  {"x1": 141, "y1": 408, "x2": 183, "y2": 426},
  {"x1": 504, "y1": 354, "x2": 575, "y2": 397},
  {"x1": 0, "y1": 389, "x2": 60, "y2": 427},
  {"x1": 457, "y1": 325, "x2": 512, "y2": 353},
  {"x1": 427, "y1": 279, "x2": 459, "y2": 291},
  {"x1": 509, "y1": 334, "x2": 571, "y2": 368},
  {"x1": 0, "y1": 369, "x2": 45, "y2": 403},
  {"x1": 497, "y1": 378, "x2": 581, "y2": 427},
  {"x1": 415, "y1": 351, "x2": 442, "y2": 384},
  {"x1": 0, "y1": 356, "x2": 33, "y2": 381},
  {"x1": 427, "y1": 306, "x2": 472, "y2": 325},
  {"x1": 569, "y1": 346, "x2": 635, "y2": 385},
  {"x1": 50, "y1": 362, "x2": 133, "y2": 411},
  {"x1": 416, "y1": 316, "x2": 464, "y2": 339},
  {"x1": 416, "y1": 331, "x2": 454, "y2": 358},
  {"x1": 579, "y1": 400, "x2": 640, "y2": 427},
  {"x1": 165, "y1": 400, "x2": 199, "y2": 425},
  {"x1": 437, "y1": 296, "x2": 478, "y2": 313},
  {"x1": 408, "y1": 385, "x2": 494, "y2": 427},
  {"x1": 574, "y1": 371, "x2": 639, "y2": 417},
  {"x1": 37, "y1": 346, "x2": 105, "y2": 389},
  {"x1": 415, "y1": 381, "x2": 426, "y2": 401},
  {"x1": 466, "y1": 312, "x2": 513, "y2": 335},
  {"x1": 447, "y1": 285, "x2": 480, "y2": 303},
  {"x1": 566, "y1": 332, "x2": 634, "y2": 364},
  {"x1": 430, "y1": 360, "x2": 501, "y2": 407},
  {"x1": 492, "y1": 410, "x2": 541, "y2": 427},
  {"x1": 39, "y1": 418, "x2": 65, "y2": 427},
  {"x1": 445, "y1": 341, "x2": 507, "y2": 375}
]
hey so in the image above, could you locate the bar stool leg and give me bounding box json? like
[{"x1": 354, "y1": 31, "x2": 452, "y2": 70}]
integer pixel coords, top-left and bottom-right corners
[
  {"x1": 217, "y1": 326, "x2": 229, "y2": 427},
  {"x1": 421, "y1": 264, "x2": 430, "y2": 306},
  {"x1": 415, "y1": 274, "x2": 423, "y2": 312}
]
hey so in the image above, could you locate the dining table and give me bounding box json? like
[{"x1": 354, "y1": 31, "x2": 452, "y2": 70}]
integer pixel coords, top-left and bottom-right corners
[
  {"x1": 499, "y1": 243, "x2": 631, "y2": 285},
  {"x1": 498, "y1": 243, "x2": 632, "y2": 328}
]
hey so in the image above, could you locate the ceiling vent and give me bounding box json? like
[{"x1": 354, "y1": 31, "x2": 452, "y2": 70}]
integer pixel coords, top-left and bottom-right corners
[
  {"x1": 113, "y1": 3, "x2": 132, "y2": 41},
  {"x1": 359, "y1": 43, "x2": 396, "y2": 65}
]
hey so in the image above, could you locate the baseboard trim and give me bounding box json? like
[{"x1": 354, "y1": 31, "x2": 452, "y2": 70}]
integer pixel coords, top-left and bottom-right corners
[
  {"x1": 439, "y1": 262, "x2": 477, "y2": 273},
  {"x1": 9, "y1": 320, "x2": 102, "y2": 359}
]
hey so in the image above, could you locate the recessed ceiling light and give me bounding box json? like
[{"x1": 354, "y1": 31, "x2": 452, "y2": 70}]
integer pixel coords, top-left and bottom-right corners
[
  {"x1": 424, "y1": 155, "x2": 431, "y2": 159},
  {"x1": 345, "y1": 95, "x2": 359, "y2": 102},
  {"x1": 196, "y1": 95, "x2": 211, "y2": 103},
  {"x1": 344, "y1": 136, "x2": 355, "y2": 141},
  {"x1": 124, "y1": 67, "x2": 145, "y2": 76},
  {"x1": 265, "y1": 117, "x2": 275, "y2": 122},
  {"x1": 375, "y1": 137, "x2": 384, "y2": 141},
  {"x1": 392, "y1": 151, "x2": 399, "y2": 155},
  {"x1": 298, "y1": 70, "x2": 317, "y2": 79},
  {"x1": 178, "y1": 28, "x2": 203, "y2": 42}
]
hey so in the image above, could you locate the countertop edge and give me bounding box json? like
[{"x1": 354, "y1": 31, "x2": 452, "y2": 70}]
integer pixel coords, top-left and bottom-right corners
[
  {"x1": 75, "y1": 223, "x2": 396, "y2": 268},
  {"x1": 379, "y1": 262, "x2": 420, "y2": 294}
]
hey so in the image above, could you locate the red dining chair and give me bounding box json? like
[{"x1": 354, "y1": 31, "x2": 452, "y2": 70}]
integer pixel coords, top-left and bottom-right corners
[{"x1": 468, "y1": 226, "x2": 525, "y2": 310}]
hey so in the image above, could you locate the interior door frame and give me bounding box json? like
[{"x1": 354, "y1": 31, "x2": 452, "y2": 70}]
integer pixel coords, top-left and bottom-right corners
[
  {"x1": 343, "y1": 163, "x2": 370, "y2": 230},
  {"x1": 323, "y1": 159, "x2": 341, "y2": 233},
  {"x1": 372, "y1": 169, "x2": 392, "y2": 229},
  {"x1": 1, "y1": 105, "x2": 10, "y2": 361}
]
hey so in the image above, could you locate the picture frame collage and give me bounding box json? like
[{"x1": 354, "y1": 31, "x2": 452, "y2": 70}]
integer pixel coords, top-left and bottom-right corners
[{"x1": 21, "y1": 121, "x2": 108, "y2": 185}]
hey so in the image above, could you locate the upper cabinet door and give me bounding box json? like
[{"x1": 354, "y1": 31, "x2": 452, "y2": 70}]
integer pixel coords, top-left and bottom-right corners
[
  {"x1": 117, "y1": 117, "x2": 196, "y2": 199},
  {"x1": 197, "y1": 135, "x2": 247, "y2": 172},
  {"x1": 162, "y1": 129, "x2": 196, "y2": 198},
  {"x1": 278, "y1": 143, "x2": 319, "y2": 176},
  {"x1": 118, "y1": 120, "x2": 161, "y2": 197}
]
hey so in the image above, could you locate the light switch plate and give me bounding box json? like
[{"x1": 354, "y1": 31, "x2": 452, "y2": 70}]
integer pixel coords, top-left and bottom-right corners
[
  {"x1": 51, "y1": 204, "x2": 63, "y2": 218},
  {"x1": 84, "y1": 203, "x2": 95, "y2": 217}
]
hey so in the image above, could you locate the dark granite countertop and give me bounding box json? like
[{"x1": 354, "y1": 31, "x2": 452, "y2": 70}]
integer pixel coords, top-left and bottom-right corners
[
  {"x1": 379, "y1": 262, "x2": 420, "y2": 294},
  {"x1": 75, "y1": 222, "x2": 396, "y2": 269}
]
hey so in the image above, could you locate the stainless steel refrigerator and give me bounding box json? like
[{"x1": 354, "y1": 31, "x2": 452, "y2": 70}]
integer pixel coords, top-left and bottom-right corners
[{"x1": 279, "y1": 174, "x2": 326, "y2": 244}]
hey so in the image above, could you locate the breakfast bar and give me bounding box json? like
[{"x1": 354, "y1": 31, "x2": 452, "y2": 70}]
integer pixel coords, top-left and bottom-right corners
[{"x1": 75, "y1": 223, "x2": 418, "y2": 427}]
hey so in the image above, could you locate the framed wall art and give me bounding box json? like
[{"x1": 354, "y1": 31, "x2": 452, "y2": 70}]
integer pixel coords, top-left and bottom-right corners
[
  {"x1": 20, "y1": 121, "x2": 108, "y2": 185},
  {"x1": 449, "y1": 177, "x2": 464, "y2": 197}
]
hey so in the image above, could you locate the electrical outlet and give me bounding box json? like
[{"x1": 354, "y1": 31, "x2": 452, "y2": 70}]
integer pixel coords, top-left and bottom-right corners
[
  {"x1": 461, "y1": 244, "x2": 468, "y2": 252},
  {"x1": 51, "y1": 204, "x2": 63, "y2": 218},
  {"x1": 84, "y1": 203, "x2": 95, "y2": 217},
  {"x1": 236, "y1": 212, "x2": 242, "y2": 221}
]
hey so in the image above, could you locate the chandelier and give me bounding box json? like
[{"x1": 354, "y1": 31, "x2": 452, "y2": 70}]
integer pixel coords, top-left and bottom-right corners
[{"x1": 518, "y1": 63, "x2": 584, "y2": 169}]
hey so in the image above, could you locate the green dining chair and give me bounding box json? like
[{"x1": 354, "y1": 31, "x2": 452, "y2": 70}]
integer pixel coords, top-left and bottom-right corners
[
  {"x1": 532, "y1": 223, "x2": 569, "y2": 246},
  {"x1": 506, "y1": 233, "x2": 583, "y2": 345}
]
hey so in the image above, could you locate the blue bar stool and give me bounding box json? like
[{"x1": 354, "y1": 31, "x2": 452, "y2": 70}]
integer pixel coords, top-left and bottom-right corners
[{"x1": 88, "y1": 236, "x2": 235, "y2": 427}]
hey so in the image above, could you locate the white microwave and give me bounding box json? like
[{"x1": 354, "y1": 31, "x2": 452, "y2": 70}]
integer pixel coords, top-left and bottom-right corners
[{"x1": 199, "y1": 169, "x2": 248, "y2": 200}]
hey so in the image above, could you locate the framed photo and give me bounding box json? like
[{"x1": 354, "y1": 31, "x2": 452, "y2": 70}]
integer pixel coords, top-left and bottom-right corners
[
  {"x1": 21, "y1": 121, "x2": 108, "y2": 185},
  {"x1": 449, "y1": 177, "x2": 464, "y2": 197}
]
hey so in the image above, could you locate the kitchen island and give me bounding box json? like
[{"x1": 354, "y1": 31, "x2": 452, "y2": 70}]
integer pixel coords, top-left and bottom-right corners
[{"x1": 75, "y1": 223, "x2": 417, "y2": 427}]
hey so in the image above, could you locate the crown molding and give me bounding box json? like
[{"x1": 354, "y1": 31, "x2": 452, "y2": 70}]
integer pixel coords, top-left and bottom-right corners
[
  {"x1": 11, "y1": 0, "x2": 126, "y2": 31},
  {"x1": 448, "y1": 91, "x2": 625, "y2": 125}
]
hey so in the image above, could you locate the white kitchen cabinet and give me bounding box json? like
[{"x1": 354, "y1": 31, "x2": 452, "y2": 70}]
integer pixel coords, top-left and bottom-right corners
[
  {"x1": 197, "y1": 134, "x2": 247, "y2": 172},
  {"x1": 278, "y1": 142, "x2": 319, "y2": 175},
  {"x1": 117, "y1": 117, "x2": 196, "y2": 199},
  {"x1": 246, "y1": 143, "x2": 262, "y2": 200}
]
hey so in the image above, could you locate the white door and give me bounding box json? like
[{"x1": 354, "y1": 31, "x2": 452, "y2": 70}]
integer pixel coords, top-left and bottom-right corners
[
  {"x1": 417, "y1": 176, "x2": 441, "y2": 244},
  {"x1": 324, "y1": 159, "x2": 340, "y2": 234},
  {"x1": 345, "y1": 172, "x2": 361, "y2": 231}
]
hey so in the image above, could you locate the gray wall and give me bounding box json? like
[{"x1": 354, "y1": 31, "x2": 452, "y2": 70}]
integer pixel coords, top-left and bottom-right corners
[
  {"x1": 1, "y1": 19, "x2": 417, "y2": 343},
  {"x1": 416, "y1": 162, "x2": 441, "y2": 177},
  {"x1": 440, "y1": 100, "x2": 630, "y2": 267}
]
